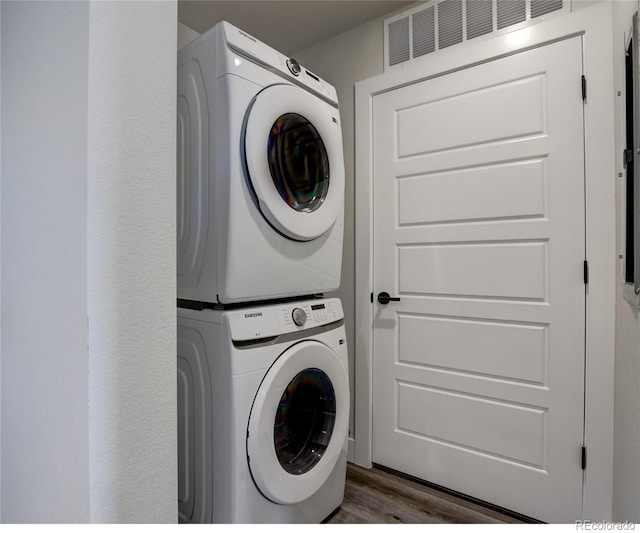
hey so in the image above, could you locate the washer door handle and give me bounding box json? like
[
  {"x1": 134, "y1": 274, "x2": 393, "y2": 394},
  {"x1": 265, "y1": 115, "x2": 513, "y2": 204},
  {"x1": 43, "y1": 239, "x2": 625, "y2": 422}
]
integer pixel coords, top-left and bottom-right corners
[{"x1": 377, "y1": 291, "x2": 400, "y2": 305}]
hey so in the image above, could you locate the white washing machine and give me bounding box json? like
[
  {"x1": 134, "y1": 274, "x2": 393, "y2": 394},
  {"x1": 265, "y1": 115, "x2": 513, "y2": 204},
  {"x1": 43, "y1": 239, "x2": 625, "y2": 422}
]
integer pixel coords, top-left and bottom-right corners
[
  {"x1": 177, "y1": 297, "x2": 349, "y2": 523},
  {"x1": 177, "y1": 21, "x2": 345, "y2": 305}
]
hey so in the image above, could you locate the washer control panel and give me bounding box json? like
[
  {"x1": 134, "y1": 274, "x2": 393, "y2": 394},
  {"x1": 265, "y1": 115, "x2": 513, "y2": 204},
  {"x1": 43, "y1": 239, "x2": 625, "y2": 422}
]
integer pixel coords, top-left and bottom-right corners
[
  {"x1": 279, "y1": 300, "x2": 341, "y2": 330},
  {"x1": 227, "y1": 298, "x2": 343, "y2": 341}
]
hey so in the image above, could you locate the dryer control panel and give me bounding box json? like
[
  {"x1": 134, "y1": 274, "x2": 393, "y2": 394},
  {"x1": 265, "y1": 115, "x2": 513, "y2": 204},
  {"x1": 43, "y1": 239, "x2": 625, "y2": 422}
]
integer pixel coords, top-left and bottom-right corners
[
  {"x1": 226, "y1": 298, "x2": 343, "y2": 341},
  {"x1": 221, "y1": 21, "x2": 339, "y2": 106}
]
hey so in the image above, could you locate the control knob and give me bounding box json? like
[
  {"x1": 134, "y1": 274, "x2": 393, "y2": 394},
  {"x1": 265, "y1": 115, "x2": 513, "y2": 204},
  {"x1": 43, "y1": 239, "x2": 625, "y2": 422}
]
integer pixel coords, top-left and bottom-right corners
[
  {"x1": 291, "y1": 307, "x2": 307, "y2": 327},
  {"x1": 286, "y1": 57, "x2": 301, "y2": 76}
]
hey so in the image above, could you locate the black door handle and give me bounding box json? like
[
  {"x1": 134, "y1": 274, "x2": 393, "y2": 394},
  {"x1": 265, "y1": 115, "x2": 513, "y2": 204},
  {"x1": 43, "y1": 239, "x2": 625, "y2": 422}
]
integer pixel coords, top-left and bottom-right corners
[{"x1": 377, "y1": 291, "x2": 401, "y2": 305}]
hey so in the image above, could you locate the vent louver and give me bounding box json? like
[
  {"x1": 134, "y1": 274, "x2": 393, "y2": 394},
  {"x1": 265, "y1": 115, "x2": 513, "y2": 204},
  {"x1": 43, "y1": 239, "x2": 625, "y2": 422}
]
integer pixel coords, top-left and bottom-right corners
[
  {"x1": 438, "y1": 0, "x2": 463, "y2": 49},
  {"x1": 412, "y1": 6, "x2": 436, "y2": 58},
  {"x1": 388, "y1": 16, "x2": 410, "y2": 66},
  {"x1": 530, "y1": 0, "x2": 563, "y2": 18},
  {"x1": 497, "y1": 0, "x2": 526, "y2": 29},
  {"x1": 466, "y1": 0, "x2": 493, "y2": 40},
  {"x1": 384, "y1": 0, "x2": 569, "y2": 71}
]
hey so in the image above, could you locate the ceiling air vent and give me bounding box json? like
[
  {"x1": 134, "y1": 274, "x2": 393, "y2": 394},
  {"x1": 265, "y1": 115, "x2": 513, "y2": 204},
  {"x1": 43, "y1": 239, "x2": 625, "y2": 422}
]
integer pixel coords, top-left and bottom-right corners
[{"x1": 384, "y1": 0, "x2": 570, "y2": 71}]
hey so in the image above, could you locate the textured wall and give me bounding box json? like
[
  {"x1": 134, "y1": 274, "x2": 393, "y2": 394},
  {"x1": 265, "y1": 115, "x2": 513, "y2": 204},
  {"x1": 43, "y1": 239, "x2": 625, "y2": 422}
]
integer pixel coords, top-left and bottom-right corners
[
  {"x1": 87, "y1": 1, "x2": 177, "y2": 523},
  {"x1": 1, "y1": 0, "x2": 177, "y2": 523},
  {"x1": 1, "y1": 1, "x2": 91, "y2": 522}
]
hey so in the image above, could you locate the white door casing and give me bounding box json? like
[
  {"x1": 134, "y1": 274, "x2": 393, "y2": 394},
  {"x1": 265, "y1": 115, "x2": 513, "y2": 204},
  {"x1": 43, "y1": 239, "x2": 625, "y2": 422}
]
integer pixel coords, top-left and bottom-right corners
[
  {"x1": 355, "y1": 2, "x2": 615, "y2": 522},
  {"x1": 372, "y1": 36, "x2": 584, "y2": 523}
]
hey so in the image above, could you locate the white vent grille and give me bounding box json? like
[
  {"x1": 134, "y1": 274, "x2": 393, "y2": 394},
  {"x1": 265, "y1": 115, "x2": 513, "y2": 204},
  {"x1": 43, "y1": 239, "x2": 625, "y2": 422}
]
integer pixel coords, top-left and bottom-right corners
[
  {"x1": 466, "y1": 0, "x2": 493, "y2": 40},
  {"x1": 412, "y1": 6, "x2": 436, "y2": 58},
  {"x1": 497, "y1": 0, "x2": 526, "y2": 29},
  {"x1": 388, "y1": 17, "x2": 410, "y2": 66},
  {"x1": 530, "y1": 0, "x2": 563, "y2": 18},
  {"x1": 438, "y1": 0, "x2": 463, "y2": 49},
  {"x1": 384, "y1": 0, "x2": 569, "y2": 71}
]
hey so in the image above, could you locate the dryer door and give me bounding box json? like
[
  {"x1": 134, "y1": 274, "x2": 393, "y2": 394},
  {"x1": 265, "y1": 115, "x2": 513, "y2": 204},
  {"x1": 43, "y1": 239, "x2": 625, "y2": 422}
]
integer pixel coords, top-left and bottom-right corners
[
  {"x1": 244, "y1": 84, "x2": 345, "y2": 241},
  {"x1": 246, "y1": 340, "x2": 349, "y2": 504}
]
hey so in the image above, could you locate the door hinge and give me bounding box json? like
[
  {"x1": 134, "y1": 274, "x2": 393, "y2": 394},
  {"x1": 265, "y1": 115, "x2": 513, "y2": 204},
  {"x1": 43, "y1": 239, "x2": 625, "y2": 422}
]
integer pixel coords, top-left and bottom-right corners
[
  {"x1": 581, "y1": 446, "x2": 587, "y2": 470},
  {"x1": 581, "y1": 75, "x2": 587, "y2": 101},
  {"x1": 584, "y1": 260, "x2": 589, "y2": 284},
  {"x1": 370, "y1": 292, "x2": 373, "y2": 303}
]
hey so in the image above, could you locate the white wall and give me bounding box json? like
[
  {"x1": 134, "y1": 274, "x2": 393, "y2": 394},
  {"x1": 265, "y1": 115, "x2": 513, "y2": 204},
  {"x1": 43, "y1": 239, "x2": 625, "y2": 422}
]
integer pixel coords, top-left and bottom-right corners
[
  {"x1": 86, "y1": 1, "x2": 177, "y2": 523},
  {"x1": 1, "y1": 0, "x2": 177, "y2": 523},
  {"x1": 178, "y1": 21, "x2": 199, "y2": 49},
  {"x1": 1, "y1": 1, "x2": 91, "y2": 521},
  {"x1": 1, "y1": 2, "x2": 3, "y2": 519},
  {"x1": 612, "y1": 0, "x2": 640, "y2": 523},
  {"x1": 0, "y1": 2, "x2": 4, "y2": 519}
]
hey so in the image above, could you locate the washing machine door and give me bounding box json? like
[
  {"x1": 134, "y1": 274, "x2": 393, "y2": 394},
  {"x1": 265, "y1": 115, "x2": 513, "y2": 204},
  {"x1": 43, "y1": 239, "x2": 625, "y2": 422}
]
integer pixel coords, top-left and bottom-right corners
[
  {"x1": 246, "y1": 340, "x2": 349, "y2": 504},
  {"x1": 244, "y1": 84, "x2": 345, "y2": 242}
]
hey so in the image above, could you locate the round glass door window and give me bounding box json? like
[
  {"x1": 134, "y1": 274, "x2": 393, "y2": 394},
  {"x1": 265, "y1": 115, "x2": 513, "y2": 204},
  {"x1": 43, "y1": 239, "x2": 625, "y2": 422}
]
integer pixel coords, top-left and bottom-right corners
[
  {"x1": 268, "y1": 113, "x2": 330, "y2": 213},
  {"x1": 273, "y1": 368, "x2": 336, "y2": 475}
]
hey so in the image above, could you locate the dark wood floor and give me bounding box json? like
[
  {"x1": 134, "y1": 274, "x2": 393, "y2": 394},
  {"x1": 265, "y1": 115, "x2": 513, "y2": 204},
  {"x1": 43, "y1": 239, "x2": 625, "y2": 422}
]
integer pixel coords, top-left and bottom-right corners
[{"x1": 327, "y1": 463, "x2": 527, "y2": 524}]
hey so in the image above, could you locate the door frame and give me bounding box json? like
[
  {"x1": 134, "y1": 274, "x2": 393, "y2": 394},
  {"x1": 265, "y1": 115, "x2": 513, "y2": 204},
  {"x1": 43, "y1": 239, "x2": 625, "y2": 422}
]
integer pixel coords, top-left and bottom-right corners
[{"x1": 354, "y1": 2, "x2": 615, "y2": 521}]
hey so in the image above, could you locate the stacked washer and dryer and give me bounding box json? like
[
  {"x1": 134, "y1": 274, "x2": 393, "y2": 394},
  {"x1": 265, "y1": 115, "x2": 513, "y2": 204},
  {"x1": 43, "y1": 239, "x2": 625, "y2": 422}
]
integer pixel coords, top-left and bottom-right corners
[{"x1": 176, "y1": 22, "x2": 348, "y2": 523}]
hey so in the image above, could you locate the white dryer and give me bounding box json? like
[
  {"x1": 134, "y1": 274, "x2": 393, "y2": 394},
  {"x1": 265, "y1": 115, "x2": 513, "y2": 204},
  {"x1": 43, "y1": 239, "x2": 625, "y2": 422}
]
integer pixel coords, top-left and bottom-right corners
[
  {"x1": 177, "y1": 21, "x2": 345, "y2": 305},
  {"x1": 177, "y1": 297, "x2": 349, "y2": 523}
]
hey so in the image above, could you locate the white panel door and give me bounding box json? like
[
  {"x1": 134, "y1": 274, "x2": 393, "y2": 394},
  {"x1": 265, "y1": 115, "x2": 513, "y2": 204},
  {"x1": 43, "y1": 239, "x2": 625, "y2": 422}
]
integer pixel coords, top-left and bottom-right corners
[{"x1": 372, "y1": 37, "x2": 585, "y2": 523}]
